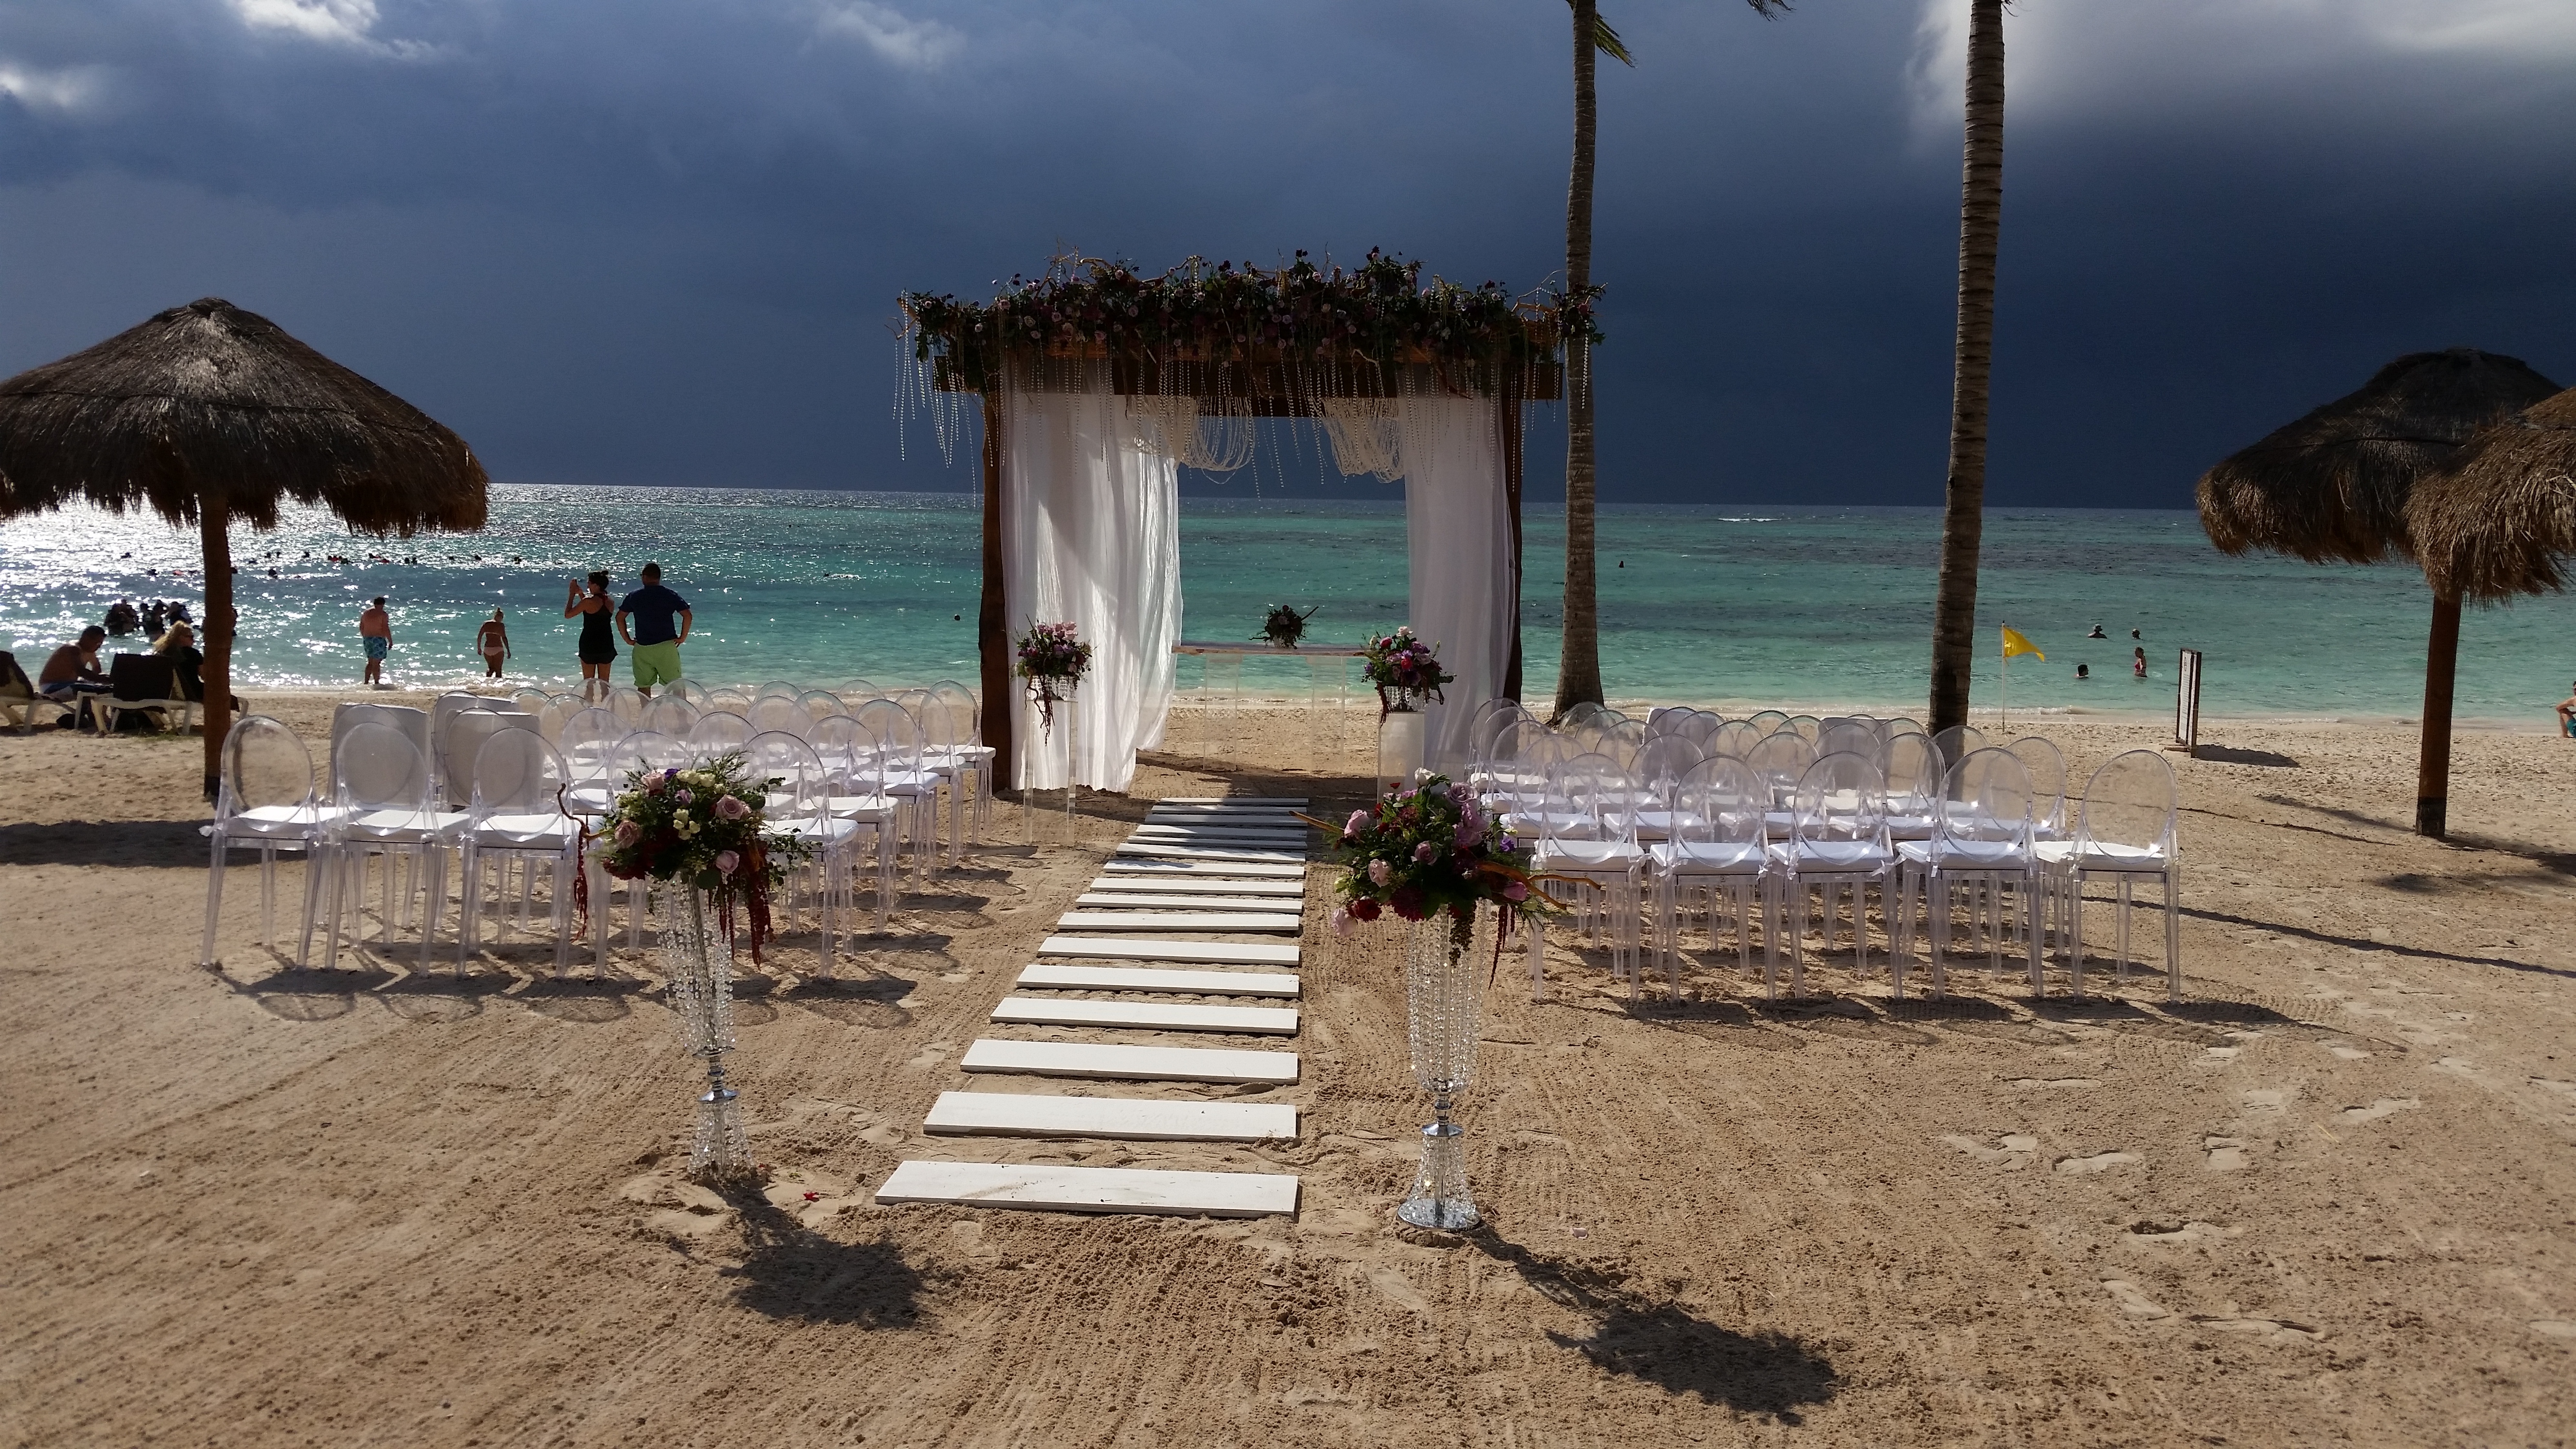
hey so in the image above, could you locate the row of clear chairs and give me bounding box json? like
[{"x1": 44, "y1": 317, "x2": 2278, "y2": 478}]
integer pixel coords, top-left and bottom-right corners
[{"x1": 1475, "y1": 709, "x2": 2180, "y2": 1003}]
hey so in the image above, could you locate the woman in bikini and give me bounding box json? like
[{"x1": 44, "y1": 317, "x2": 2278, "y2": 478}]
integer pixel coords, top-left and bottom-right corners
[
  {"x1": 476, "y1": 610, "x2": 512, "y2": 680},
  {"x1": 565, "y1": 572, "x2": 616, "y2": 700}
]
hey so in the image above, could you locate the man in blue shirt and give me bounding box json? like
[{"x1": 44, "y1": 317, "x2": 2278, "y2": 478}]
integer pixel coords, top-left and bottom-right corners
[{"x1": 615, "y1": 562, "x2": 692, "y2": 694}]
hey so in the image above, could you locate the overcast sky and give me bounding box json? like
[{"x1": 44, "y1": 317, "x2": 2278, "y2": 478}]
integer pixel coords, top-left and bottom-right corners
[{"x1": 3, "y1": 0, "x2": 2572, "y2": 506}]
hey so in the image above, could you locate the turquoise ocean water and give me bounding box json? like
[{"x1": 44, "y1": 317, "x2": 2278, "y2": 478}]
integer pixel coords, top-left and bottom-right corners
[{"x1": 5, "y1": 484, "x2": 2572, "y2": 724}]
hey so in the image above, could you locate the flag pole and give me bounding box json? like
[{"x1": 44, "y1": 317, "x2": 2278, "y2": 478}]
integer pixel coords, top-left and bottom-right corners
[{"x1": 1999, "y1": 625, "x2": 2008, "y2": 732}]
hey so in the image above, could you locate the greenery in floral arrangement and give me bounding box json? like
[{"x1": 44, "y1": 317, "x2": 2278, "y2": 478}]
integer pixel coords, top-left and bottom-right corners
[
  {"x1": 1360, "y1": 626, "x2": 1453, "y2": 705},
  {"x1": 1258, "y1": 604, "x2": 1317, "y2": 649},
  {"x1": 1015, "y1": 620, "x2": 1091, "y2": 730},
  {"x1": 580, "y1": 752, "x2": 810, "y2": 965},
  {"x1": 901, "y1": 250, "x2": 1602, "y2": 394},
  {"x1": 1310, "y1": 772, "x2": 1560, "y2": 937}
]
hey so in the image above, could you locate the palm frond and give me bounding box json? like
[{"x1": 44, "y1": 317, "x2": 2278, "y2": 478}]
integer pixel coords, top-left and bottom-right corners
[{"x1": 1589, "y1": 11, "x2": 1634, "y2": 66}]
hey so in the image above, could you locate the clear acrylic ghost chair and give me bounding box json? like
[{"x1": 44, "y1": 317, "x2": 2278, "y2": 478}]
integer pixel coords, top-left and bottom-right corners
[
  {"x1": 663, "y1": 678, "x2": 709, "y2": 706},
  {"x1": 557, "y1": 707, "x2": 622, "y2": 814},
  {"x1": 1478, "y1": 716, "x2": 1551, "y2": 807},
  {"x1": 1885, "y1": 717, "x2": 1924, "y2": 740},
  {"x1": 686, "y1": 710, "x2": 754, "y2": 764},
  {"x1": 1528, "y1": 753, "x2": 1647, "y2": 999},
  {"x1": 797, "y1": 688, "x2": 848, "y2": 721},
  {"x1": 1679, "y1": 710, "x2": 1726, "y2": 747},
  {"x1": 604, "y1": 686, "x2": 649, "y2": 731},
  {"x1": 1784, "y1": 715, "x2": 1822, "y2": 746},
  {"x1": 1893, "y1": 746, "x2": 2038, "y2": 998},
  {"x1": 644, "y1": 693, "x2": 700, "y2": 738},
  {"x1": 1769, "y1": 751, "x2": 1894, "y2": 998},
  {"x1": 1744, "y1": 709, "x2": 1790, "y2": 738},
  {"x1": 1467, "y1": 699, "x2": 1530, "y2": 785},
  {"x1": 456, "y1": 729, "x2": 578, "y2": 973},
  {"x1": 532, "y1": 696, "x2": 573, "y2": 744},
  {"x1": 509, "y1": 687, "x2": 553, "y2": 717},
  {"x1": 746, "y1": 694, "x2": 809, "y2": 740},
  {"x1": 1628, "y1": 735, "x2": 1708, "y2": 841},
  {"x1": 912, "y1": 690, "x2": 983, "y2": 865},
  {"x1": 702, "y1": 686, "x2": 753, "y2": 716},
  {"x1": 1706, "y1": 719, "x2": 1763, "y2": 761},
  {"x1": 2038, "y1": 750, "x2": 2181, "y2": 1000},
  {"x1": 200, "y1": 715, "x2": 335, "y2": 969},
  {"x1": 439, "y1": 708, "x2": 538, "y2": 809},
  {"x1": 755, "y1": 680, "x2": 802, "y2": 700},
  {"x1": 1598, "y1": 718, "x2": 1647, "y2": 774},
  {"x1": 1817, "y1": 720, "x2": 1877, "y2": 764},
  {"x1": 807, "y1": 714, "x2": 899, "y2": 934},
  {"x1": 333, "y1": 701, "x2": 431, "y2": 773},
  {"x1": 594, "y1": 729, "x2": 686, "y2": 964},
  {"x1": 1642, "y1": 705, "x2": 1690, "y2": 738},
  {"x1": 2007, "y1": 735, "x2": 2070, "y2": 840},
  {"x1": 930, "y1": 678, "x2": 996, "y2": 844},
  {"x1": 745, "y1": 730, "x2": 862, "y2": 967},
  {"x1": 836, "y1": 677, "x2": 880, "y2": 702},
  {"x1": 1559, "y1": 701, "x2": 1613, "y2": 733},
  {"x1": 1932, "y1": 724, "x2": 1988, "y2": 767},
  {"x1": 1879, "y1": 731, "x2": 1942, "y2": 842},
  {"x1": 1497, "y1": 730, "x2": 1586, "y2": 841},
  {"x1": 852, "y1": 697, "x2": 940, "y2": 886},
  {"x1": 321, "y1": 722, "x2": 466, "y2": 971},
  {"x1": 1742, "y1": 731, "x2": 1819, "y2": 835},
  {"x1": 1646, "y1": 757, "x2": 1769, "y2": 1000}
]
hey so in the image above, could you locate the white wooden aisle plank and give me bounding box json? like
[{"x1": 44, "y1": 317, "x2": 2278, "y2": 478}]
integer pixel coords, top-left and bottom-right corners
[
  {"x1": 1076, "y1": 892, "x2": 1304, "y2": 911},
  {"x1": 1130, "y1": 825, "x2": 1310, "y2": 842},
  {"x1": 1144, "y1": 810, "x2": 1306, "y2": 824},
  {"x1": 1115, "y1": 842, "x2": 1307, "y2": 864},
  {"x1": 1085, "y1": 875, "x2": 1304, "y2": 896},
  {"x1": 1102, "y1": 858, "x2": 1306, "y2": 879},
  {"x1": 922, "y1": 1092, "x2": 1298, "y2": 1143},
  {"x1": 1038, "y1": 936, "x2": 1301, "y2": 966},
  {"x1": 990, "y1": 996, "x2": 1299, "y2": 1034},
  {"x1": 959, "y1": 1038, "x2": 1300, "y2": 1084},
  {"x1": 875, "y1": 1160, "x2": 1299, "y2": 1218},
  {"x1": 1056, "y1": 910, "x2": 1303, "y2": 934},
  {"x1": 1015, "y1": 963, "x2": 1301, "y2": 997},
  {"x1": 1159, "y1": 796, "x2": 1309, "y2": 805}
]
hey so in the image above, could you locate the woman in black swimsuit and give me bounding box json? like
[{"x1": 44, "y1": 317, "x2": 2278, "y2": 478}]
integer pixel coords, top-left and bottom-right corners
[{"x1": 565, "y1": 571, "x2": 617, "y2": 700}]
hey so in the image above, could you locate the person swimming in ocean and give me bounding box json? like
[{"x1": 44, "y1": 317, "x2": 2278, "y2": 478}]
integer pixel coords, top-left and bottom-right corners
[
  {"x1": 2087, "y1": 624, "x2": 2106, "y2": 639},
  {"x1": 2133, "y1": 647, "x2": 2148, "y2": 677},
  {"x1": 2076, "y1": 663, "x2": 2091, "y2": 679}
]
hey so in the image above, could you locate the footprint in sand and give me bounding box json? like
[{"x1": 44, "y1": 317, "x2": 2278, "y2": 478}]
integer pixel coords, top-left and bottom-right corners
[
  {"x1": 1365, "y1": 1265, "x2": 1431, "y2": 1316},
  {"x1": 2056, "y1": 1151, "x2": 2141, "y2": 1175},
  {"x1": 2126, "y1": 1220, "x2": 2241, "y2": 1244},
  {"x1": 2240, "y1": 1088, "x2": 2297, "y2": 1112},
  {"x1": 2327, "y1": 1045, "x2": 2372, "y2": 1061},
  {"x1": 2101, "y1": 1279, "x2": 2174, "y2": 1319},
  {"x1": 2341, "y1": 1098, "x2": 2421, "y2": 1123},
  {"x1": 2192, "y1": 1312, "x2": 2324, "y2": 1343},
  {"x1": 2204, "y1": 1136, "x2": 2249, "y2": 1171},
  {"x1": 2009, "y1": 1078, "x2": 2101, "y2": 1090},
  {"x1": 2531, "y1": 1320, "x2": 2576, "y2": 1339},
  {"x1": 1941, "y1": 1133, "x2": 2040, "y2": 1169}
]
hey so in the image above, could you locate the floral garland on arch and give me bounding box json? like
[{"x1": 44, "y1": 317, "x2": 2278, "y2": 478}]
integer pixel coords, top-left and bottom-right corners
[
  {"x1": 1310, "y1": 772, "x2": 1562, "y2": 942},
  {"x1": 1361, "y1": 626, "x2": 1454, "y2": 715},
  {"x1": 576, "y1": 753, "x2": 810, "y2": 965},
  {"x1": 1015, "y1": 621, "x2": 1092, "y2": 733},
  {"x1": 900, "y1": 250, "x2": 1601, "y2": 395}
]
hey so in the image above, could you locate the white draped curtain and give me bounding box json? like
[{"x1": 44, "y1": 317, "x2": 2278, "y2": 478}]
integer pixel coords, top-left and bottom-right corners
[
  {"x1": 1000, "y1": 385, "x2": 1180, "y2": 791},
  {"x1": 1391, "y1": 396, "x2": 1512, "y2": 776}
]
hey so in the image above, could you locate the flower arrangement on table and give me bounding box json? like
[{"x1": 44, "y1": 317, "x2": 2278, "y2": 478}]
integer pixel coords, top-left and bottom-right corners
[
  {"x1": 1313, "y1": 771, "x2": 1561, "y2": 941},
  {"x1": 1361, "y1": 626, "x2": 1453, "y2": 713},
  {"x1": 1015, "y1": 621, "x2": 1093, "y2": 733},
  {"x1": 580, "y1": 752, "x2": 809, "y2": 965},
  {"x1": 1258, "y1": 604, "x2": 1318, "y2": 650}
]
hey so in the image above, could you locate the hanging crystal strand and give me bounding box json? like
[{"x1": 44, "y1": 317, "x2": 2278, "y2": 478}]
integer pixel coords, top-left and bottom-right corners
[
  {"x1": 1400, "y1": 902, "x2": 1493, "y2": 1231},
  {"x1": 660, "y1": 884, "x2": 748, "y2": 1181}
]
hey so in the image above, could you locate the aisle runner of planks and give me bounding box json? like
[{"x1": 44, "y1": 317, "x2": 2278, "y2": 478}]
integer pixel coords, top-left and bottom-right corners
[{"x1": 874, "y1": 797, "x2": 1313, "y2": 1219}]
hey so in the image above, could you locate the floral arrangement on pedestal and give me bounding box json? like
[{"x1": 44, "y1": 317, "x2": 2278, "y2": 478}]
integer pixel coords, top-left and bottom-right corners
[
  {"x1": 580, "y1": 752, "x2": 810, "y2": 1185},
  {"x1": 584, "y1": 753, "x2": 806, "y2": 964},
  {"x1": 1015, "y1": 621, "x2": 1093, "y2": 734},
  {"x1": 1317, "y1": 771, "x2": 1555, "y2": 938},
  {"x1": 1258, "y1": 604, "x2": 1318, "y2": 649},
  {"x1": 1361, "y1": 626, "x2": 1454, "y2": 714},
  {"x1": 1309, "y1": 771, "x2": 1560, "y2": 1233}
]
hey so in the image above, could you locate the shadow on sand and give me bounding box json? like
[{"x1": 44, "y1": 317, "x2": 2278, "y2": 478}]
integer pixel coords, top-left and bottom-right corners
[{"x1": 719, "y1": 1198, "x2": 931, "y2": 1327}]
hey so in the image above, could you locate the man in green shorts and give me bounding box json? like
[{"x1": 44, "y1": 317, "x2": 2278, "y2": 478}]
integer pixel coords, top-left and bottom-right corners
[{"x1": 615, "y1": 562, "x2": 692, "y2": 695}]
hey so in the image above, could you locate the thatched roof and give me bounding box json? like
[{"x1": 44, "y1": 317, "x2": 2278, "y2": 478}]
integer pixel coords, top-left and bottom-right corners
[
  {"x1": 2408, "y1": 386, "x2": 2576, "y2": 601},
  {"x1": 0, "y1": 297, "x2": 486, "y2": 534},
  {"x1": 2195, "y1": 348, "x2": 2560, "y2": 564}
]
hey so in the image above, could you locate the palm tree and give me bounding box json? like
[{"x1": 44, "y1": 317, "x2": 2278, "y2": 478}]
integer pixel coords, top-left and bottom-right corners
[
  {"x1": 1926, "y1": 0, "x2": 2007, "y2": 743},
  {"x1": 1554, "y1": 0, "x2": 1788, "y2": 721}
]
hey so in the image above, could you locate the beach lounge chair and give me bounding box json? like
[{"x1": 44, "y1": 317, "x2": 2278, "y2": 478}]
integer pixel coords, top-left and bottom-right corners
[
  {"x1": 0, "y1": 651, "x2": 76, "y2": 734},
  {"x1": 97, "y1": 653, "x2": 195, "y2": 735}
]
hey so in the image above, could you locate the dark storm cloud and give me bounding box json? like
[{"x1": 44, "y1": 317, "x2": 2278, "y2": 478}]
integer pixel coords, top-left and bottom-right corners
[{"x1": 2, "y1": 0, "x2": 2571, "y2": 504}]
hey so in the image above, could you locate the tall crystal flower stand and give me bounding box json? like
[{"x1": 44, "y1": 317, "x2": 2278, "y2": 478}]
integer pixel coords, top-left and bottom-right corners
[
  {"x1": 1020, "y1": 679, "x2": 1079, "y2": 839},
  {"x1": 1402, "y1": 902, "x2": 1497, "y2": 1232},
  {"x1": 1376, "y1": 694, "x2": 1428, "y2": 798},
  {"x1": 660, "y1": 885, "x2": 752, "y2": 1181}
]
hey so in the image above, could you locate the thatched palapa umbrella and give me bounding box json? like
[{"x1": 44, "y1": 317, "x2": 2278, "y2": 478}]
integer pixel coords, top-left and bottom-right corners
[
  {"x1": 0, "y1": 298, "x2": 488, "y2": 796},
  {"x1": 2196, "y1": 348, "x2": 2559, "y2": 837},
  {"x1": 2409, "y1": 386, "x2": 2576, "y2": 602}
]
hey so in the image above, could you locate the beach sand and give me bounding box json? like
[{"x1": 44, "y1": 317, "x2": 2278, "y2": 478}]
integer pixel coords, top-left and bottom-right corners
[{"x1": 4, "y1": 692, "x2": 2574, "y2": 1446}]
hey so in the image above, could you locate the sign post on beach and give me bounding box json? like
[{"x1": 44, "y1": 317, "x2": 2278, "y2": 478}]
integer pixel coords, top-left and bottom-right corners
[{"x1": 2174, "y1": 648, "x2": 2202, "y2": 755}]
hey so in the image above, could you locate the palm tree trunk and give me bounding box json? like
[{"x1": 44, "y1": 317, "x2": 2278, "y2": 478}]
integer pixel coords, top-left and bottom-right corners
[
  {"x1": 2415, "y1": 593, "x2": 2460, "y2": 838},
  {"x1": 1552, "y1": 0, "x2": 1604, "y2": 720},
  {"x1": 1927, "y1": 0, "x2": 2007, "y2": 745},
  {"x1": 978, "y1": 391, "x2": 1014, "y2": 795},
  {"x1": 199, "y1": 497, "x2": 234, "y2": 800}
]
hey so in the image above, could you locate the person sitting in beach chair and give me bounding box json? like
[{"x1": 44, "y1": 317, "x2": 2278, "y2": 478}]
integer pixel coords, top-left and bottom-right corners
[
  {"x1": 38, "y1": 627, "x2": 114, "y2": 729},
  {"x1": 2558, "y1": 680, "x2": 2576, "y2": 739},
  {"x1": 0, "y1": 651, "x2": 76, "y2": 734}
]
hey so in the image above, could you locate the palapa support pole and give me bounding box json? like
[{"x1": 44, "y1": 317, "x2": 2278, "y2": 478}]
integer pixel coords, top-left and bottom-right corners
[
  {"x1": 1498, "y1": 380, "x2": 1525, "y2": 702},
  {"x1": 199, "y1": 495, "x2": 234, "y2": 800},
  {"x1": 977, "y1": 390, "x2": 1014, "y2": 794},
  {"x1": 2415, "y1": 594, "x2": 2461, "y2": 838}
]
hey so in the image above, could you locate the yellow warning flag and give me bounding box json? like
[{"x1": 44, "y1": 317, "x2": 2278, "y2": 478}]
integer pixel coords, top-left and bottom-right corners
[{"x1": 2000, "y1": 626, "x2": 2045, "y2": 661}]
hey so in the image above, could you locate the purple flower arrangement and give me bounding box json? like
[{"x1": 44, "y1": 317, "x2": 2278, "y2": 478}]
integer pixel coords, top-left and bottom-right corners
[
  {"x1": 580, "y1": 753, "x2": 809, "y2": 965},
  {"x1": 1314, "y1": 772, "x2": 1559, "y2": 937},
  {"x1": 1361, "y1": 626, "x2": 1453, "y2": 709},
  {"x1": 1015, "y1": 621, "x2": 1092, "y2": 731}
]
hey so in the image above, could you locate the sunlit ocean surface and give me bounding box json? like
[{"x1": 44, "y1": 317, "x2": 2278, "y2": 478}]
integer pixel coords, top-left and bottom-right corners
[{"x1": 4, "y1": 484, "x2": 2572, "y2": 724}]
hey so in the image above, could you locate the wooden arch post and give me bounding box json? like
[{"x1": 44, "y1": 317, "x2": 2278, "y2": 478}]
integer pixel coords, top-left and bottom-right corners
[{"x1": 977, "y1": 390, "x2": 1014, "y2": 793}]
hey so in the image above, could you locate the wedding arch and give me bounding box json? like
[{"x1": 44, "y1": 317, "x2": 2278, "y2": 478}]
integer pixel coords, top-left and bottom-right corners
[{"x1": 899, "y1": 252, "x2": 1580, "y2": 792}]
